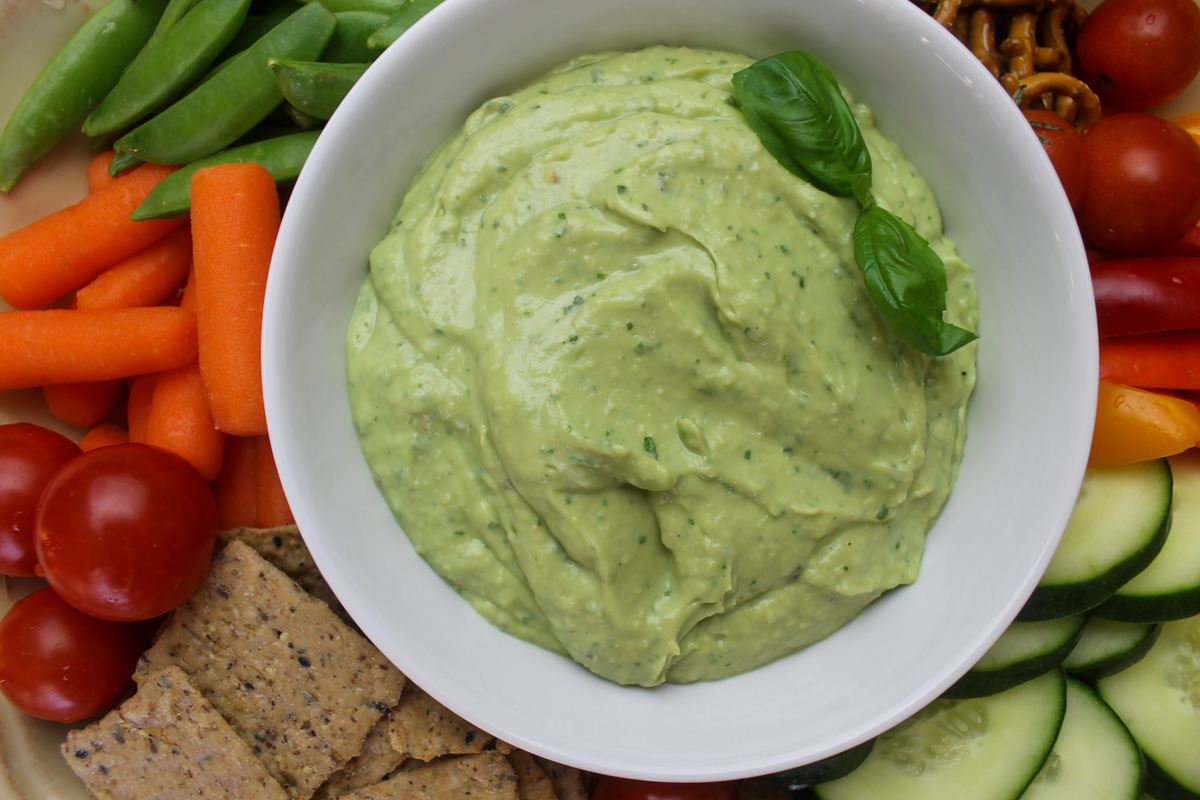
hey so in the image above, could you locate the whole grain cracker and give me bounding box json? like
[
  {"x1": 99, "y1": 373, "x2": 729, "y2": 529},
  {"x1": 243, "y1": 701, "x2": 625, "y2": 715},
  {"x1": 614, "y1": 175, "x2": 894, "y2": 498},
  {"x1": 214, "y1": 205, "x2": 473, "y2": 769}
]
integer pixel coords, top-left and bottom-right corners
[
  {"x1": 217, "y1": 525, "x2": 346, "y2": 620},
  {"x1": 531, "y1": 756, "x2": 591, "y2": 800},
  {"x1": 506, "y1": 750, "x2": 559, "y2": 800},
  {"x1": 62, "y1": 666, "x2": 290, "y2": 800},
  {"x1": 135, "y1": 540, "x2": 405, "y2": 800},
  {"x1": 336, "y1": 751, "x2": 519, "y2": 800},
  {"x1": 313, "y1": 715, "x2": 408, "y2": 800},
  {"x1": 388, "y1": 682, "x2": 508, "y2": 761}
]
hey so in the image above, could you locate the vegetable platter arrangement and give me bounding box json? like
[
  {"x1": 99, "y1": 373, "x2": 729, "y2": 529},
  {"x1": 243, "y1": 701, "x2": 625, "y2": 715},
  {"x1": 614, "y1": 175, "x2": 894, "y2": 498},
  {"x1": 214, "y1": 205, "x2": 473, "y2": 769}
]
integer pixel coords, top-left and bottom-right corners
[{"x1": 1, "y1": 0, "x2": 1200, "y2": 798}]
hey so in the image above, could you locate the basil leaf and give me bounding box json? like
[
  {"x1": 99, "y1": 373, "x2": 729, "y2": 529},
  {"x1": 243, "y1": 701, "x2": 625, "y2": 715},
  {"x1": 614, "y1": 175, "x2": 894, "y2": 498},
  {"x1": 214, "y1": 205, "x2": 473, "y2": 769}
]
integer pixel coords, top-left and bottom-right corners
[
  {"x1": 853, "y1": 205, "x2": 978, "y2": 356},
  {"x1": 732, "y1": 51, "x2": 872, "y2": 207}
]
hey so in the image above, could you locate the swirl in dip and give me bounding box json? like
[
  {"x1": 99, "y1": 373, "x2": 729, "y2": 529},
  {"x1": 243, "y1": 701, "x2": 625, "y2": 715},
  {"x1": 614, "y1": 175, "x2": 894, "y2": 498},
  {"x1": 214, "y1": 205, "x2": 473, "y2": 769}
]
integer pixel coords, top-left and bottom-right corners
[{"x1": 346, "y1": 45, "x2": 978, "y2": 687}]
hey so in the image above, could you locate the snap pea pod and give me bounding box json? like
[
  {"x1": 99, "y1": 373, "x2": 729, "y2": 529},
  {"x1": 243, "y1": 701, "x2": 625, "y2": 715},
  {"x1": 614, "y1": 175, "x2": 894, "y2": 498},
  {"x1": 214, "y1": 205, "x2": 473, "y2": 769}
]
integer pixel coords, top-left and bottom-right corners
[
  {"x1": 323, "y1": 10, "x2": 388, "y2": 62},
  {"x1": 0, "y1": 0, "x2": 169, "y2": 192},
  {"x1": 141, "y1": 0, "x2": 205, "y2": 53},
  {"x1": 130, "y1": 130, "x2": 319, "y2": 220},
  {"x1": 113, "y1": 1, "x2": 336, "y2": 165},
  {"x1": 217, "y1": 0, "x2": 303, "y2": 61},
  {"x1": 106, "y1": 149, "x2": 144, "y2": 177},
  {"x1": 85, "y1": 0, "x2": 255, "y2": 136},
  {"x1": 365, "y1": 0, "x2": 444, "y2": 51},
  {"x1": 268, "y1": 58, "x2": 368, "y2": 119},
  {"x1": 299, "y1": 0, "x2": 405, "y2": 13},
  {"x1": 282, "y1": 105, "x2": 325, "y2": 130}
]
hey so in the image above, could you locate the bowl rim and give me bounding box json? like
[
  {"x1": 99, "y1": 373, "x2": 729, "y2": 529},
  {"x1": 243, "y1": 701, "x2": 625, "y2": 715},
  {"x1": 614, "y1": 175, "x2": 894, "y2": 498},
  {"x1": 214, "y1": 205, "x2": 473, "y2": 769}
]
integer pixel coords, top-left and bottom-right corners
[{"x1": 263, "y1": 0, "x2": 1097, "y2": 780}]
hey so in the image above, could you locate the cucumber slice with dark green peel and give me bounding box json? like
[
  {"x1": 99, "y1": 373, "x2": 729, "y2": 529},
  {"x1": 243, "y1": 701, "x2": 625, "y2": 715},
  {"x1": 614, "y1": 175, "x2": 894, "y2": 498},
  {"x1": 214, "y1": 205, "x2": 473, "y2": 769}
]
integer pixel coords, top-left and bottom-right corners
[
  {"x1": 1095, "y1": 452, "x2": 1200, "y2": 623},
  {"x1": 944, "y1": 615, "x2": 1087, "y2": 699},
  {"x1": 770, "y1": 738, "x2": 876, "y2": 791},
  {"x1": 1096, "y1": 612, "x2": 1200, "y2": 800},
  {"x1": 1020, "y1": 460, "x2": 1172, "y2": 622},
  {"x1": 1018, "y1": 677, "x2": 1143, "y2": 800},
  {"x1": 1062, "y1": 618, "x2": 1162, "y2": 682},
  {"x1": 813, "y1": 668, "x2": 1067, "y2": 800}
]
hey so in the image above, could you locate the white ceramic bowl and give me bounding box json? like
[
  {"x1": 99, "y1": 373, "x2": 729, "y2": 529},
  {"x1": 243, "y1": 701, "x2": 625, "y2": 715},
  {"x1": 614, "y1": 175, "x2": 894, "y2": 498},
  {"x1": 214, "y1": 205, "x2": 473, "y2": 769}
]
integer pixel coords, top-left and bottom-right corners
[{"x1": 262, "y1": 0, "x2": 1097, "y2": 782}]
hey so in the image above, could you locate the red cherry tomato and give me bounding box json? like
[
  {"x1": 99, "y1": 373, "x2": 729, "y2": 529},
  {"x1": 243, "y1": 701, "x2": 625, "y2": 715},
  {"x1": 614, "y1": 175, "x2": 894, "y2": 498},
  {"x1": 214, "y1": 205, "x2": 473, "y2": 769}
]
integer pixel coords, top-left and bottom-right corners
[
  {"x1": 0, "y1": 423, "x2": 81, "y2": 577},
  {"x1": 1078, "y1": 113, "x2": 1200, "y2": 256},
  {"x1": 1022, "y1": 109, "x2": 1089, "y2": 211},
  {"x1": 592, "y1": 777, "x2": 740, "y2": 800},
  {"x1": 0, "y1": 587, "x2": 150, "y2": 723},
  {"x1": 36, "y1": 443, "x2": 218, "y2": 622},
  {"x1": 1076, "y1": 0, "x2": 1200, "y2": 111}
]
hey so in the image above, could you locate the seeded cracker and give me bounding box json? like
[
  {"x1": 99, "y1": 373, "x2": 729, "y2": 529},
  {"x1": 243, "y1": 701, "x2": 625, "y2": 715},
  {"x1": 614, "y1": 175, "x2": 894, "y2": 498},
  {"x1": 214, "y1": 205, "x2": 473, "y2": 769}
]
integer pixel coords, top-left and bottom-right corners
[
  {"x1": 312, "y1": 715, "x2": 406, "y2": 800},
  {"x1": 531, "y1": 756, "x2": 592, "y2": 800},
  {"x1": 62, "y1": 666, "x2": 290, "y2": 800},
  {"x1": 507, "y1": 750, "x2": 560, "y2": 800},
  {"x1": 387, "y1": 682, "x2": 508, "y2": 761},
  {"x1": 135, "y1": 539, "x2": 405, "y2": 800},
  {"x1": 217, "y1": 525, "x2": 346, "y2": 620},
  {"x1": 337, "y1": 751, "x2": 520, "y2": 800}
]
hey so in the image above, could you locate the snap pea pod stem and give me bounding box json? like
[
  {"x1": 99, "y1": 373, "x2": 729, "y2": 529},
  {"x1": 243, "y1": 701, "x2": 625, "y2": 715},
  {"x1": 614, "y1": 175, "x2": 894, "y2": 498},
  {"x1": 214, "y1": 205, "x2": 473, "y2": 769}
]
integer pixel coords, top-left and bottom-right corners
[
  {"x1": 366, "y1": 0, "x2": 444, "y2": 51},
  {"x1": 268, "y1": 59, "x2": 368, "y2": 119},
  {"x1": 113, "y1": 1, "x2": 336, "y2": 165},
  {"x1": 85, "y1": 0, "x2": 255, "y2": 136},
  {"x1": 324, "y1": 10, "x2": 388, "y2": 62},
  {"x1": 130, "y1": 130, "x2": 319, "y2": 220},
  {"x1": 0, "y1": 0, "x2": 169, "y2": 193}
]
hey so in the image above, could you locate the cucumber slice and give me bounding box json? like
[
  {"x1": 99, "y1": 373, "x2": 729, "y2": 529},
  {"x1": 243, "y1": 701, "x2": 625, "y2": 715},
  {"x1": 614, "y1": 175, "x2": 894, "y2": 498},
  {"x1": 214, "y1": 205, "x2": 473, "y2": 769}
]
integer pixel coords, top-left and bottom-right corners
[
  {"x1": 944, "y1": 615, "x2": 1087, "y2": 699},
  {"x1": 1095, "y1": 452, "x2": 1200, "y2": 623},
  {"x1": 1020, "y1": 460, "x2": 1171, "y2": 622},
  {"x1": 1096, "y1": 612, "x2": 1200, "y2": 800},
  {"x1": 1062, "y1": 618, "x2": 1161, "y2": 682},
  {"x1": 770, "y1": 738, "x2": 876, "y2": 790},
  {"x1": 1018, "y1": 677, "x2": 1142, "y2": 800},
  {"x1": 813, "y1": 669, "x2": 1067, "y2": 800}
]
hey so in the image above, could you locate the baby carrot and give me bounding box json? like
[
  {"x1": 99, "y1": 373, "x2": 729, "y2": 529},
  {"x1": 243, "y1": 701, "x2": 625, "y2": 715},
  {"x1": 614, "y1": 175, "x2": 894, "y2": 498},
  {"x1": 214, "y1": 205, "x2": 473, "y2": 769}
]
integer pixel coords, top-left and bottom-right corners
[
  {"x1": 74, "y1": 224, "x2": 192, "y2": 311},
  {"x1": 79, "y1": 422, "x2": 130, "y2": 452},
  {"x1": 144, "y1": 360, "x2": 226, "y2": 481},
  {"x1": 87, "y1": 151, "x2": 119, "y2": 194},
  {"x1": 0, "y1": 162, "x2": 181, "y2": 310},
  {"x1": 127, "y1": 373, "x2": 158, "y2": 444},
  {"x1": 190, "y1": 161, "x2": 279, "y2": 436},
  {"x1": 255, "y1": 435, "x2": 294, "y2": 527},
  {"x1": 142, "y1": 269, "x2": 225, "y2": 479},
  {"x1": 0, "y1": 307, "x2": 196, "y2": 390},
  {"x1": 211, "y1": 434, "x2": 258, "y2": 530},
  {"x1": 43, "y1": 379, "x2": 123, "y2": 428}
]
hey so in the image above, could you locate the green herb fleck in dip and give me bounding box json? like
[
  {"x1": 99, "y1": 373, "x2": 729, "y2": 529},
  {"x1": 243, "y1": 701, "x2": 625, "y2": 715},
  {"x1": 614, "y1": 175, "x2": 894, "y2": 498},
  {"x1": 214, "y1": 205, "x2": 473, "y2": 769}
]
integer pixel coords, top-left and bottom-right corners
[{"x1": 346, "y1": 45, "x2": 978, "y2": 687}]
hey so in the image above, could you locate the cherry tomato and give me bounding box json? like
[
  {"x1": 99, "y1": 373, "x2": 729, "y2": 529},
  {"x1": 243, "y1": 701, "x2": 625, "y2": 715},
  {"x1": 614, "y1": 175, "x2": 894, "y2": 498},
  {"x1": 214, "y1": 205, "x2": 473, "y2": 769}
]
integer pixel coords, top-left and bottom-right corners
[
  {"x1": 1076, "y1": 0, "x2": 1200, "y2": 111},
  {"x1": 1078, "y1": 113, "x2": 1200, "y2": 256},
  {"x1": 0, "y1": 423, "x2": 80, "y2": 577},
  {"x1": 1023, "y1": 109, "x2": 1089, "y2": 211},
  {"x1": 36, "y1": 443, "x2": 218, "y2": 622},
  {"x1": 592, "y1": 777, "x2": 740, "y2": 800},
  {"x1": 0, "y1": 587, "x2": 149, "y2": 723}
]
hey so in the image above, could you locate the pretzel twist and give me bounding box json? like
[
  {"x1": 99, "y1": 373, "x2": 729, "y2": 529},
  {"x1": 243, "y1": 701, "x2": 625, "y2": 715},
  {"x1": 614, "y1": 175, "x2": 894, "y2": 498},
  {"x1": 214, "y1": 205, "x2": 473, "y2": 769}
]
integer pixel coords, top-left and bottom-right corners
[{"x1": 918, "y1": 0, "x2": 1098, "y2": 128}]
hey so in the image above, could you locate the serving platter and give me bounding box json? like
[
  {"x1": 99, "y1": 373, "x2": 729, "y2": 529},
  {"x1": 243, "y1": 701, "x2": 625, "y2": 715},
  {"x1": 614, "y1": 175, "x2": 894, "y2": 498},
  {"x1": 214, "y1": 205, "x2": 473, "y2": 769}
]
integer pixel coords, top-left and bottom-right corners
[{"x1": 1, "y1": 0, "x2": 1198, "y2": 796}]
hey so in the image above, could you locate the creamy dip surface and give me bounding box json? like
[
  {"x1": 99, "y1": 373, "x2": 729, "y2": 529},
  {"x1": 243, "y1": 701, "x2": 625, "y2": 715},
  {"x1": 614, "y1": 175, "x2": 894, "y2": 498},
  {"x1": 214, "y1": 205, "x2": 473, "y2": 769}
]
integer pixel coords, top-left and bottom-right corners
[{"x1": 346, "y1": 45, "x2": 979, "y2": 687}]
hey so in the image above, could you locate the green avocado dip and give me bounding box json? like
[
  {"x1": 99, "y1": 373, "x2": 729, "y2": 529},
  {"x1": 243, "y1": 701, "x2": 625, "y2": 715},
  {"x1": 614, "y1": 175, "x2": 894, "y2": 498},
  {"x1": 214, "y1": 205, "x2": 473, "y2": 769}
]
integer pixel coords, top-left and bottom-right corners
[{"x1": 345, "y1": 45, "x2": 978, "y2": 687}]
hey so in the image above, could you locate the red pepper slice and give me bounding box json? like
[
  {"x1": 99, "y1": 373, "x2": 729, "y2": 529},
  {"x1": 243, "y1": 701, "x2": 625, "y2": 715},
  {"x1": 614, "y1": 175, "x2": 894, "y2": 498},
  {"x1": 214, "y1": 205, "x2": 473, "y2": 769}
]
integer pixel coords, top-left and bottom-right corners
[
  {"x1": 1092, "y1": 256, "x2": 1200, "y2": 338},
  {"x1": 1099, "y1": 330, "x2": 1200, "y2": 389}
]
